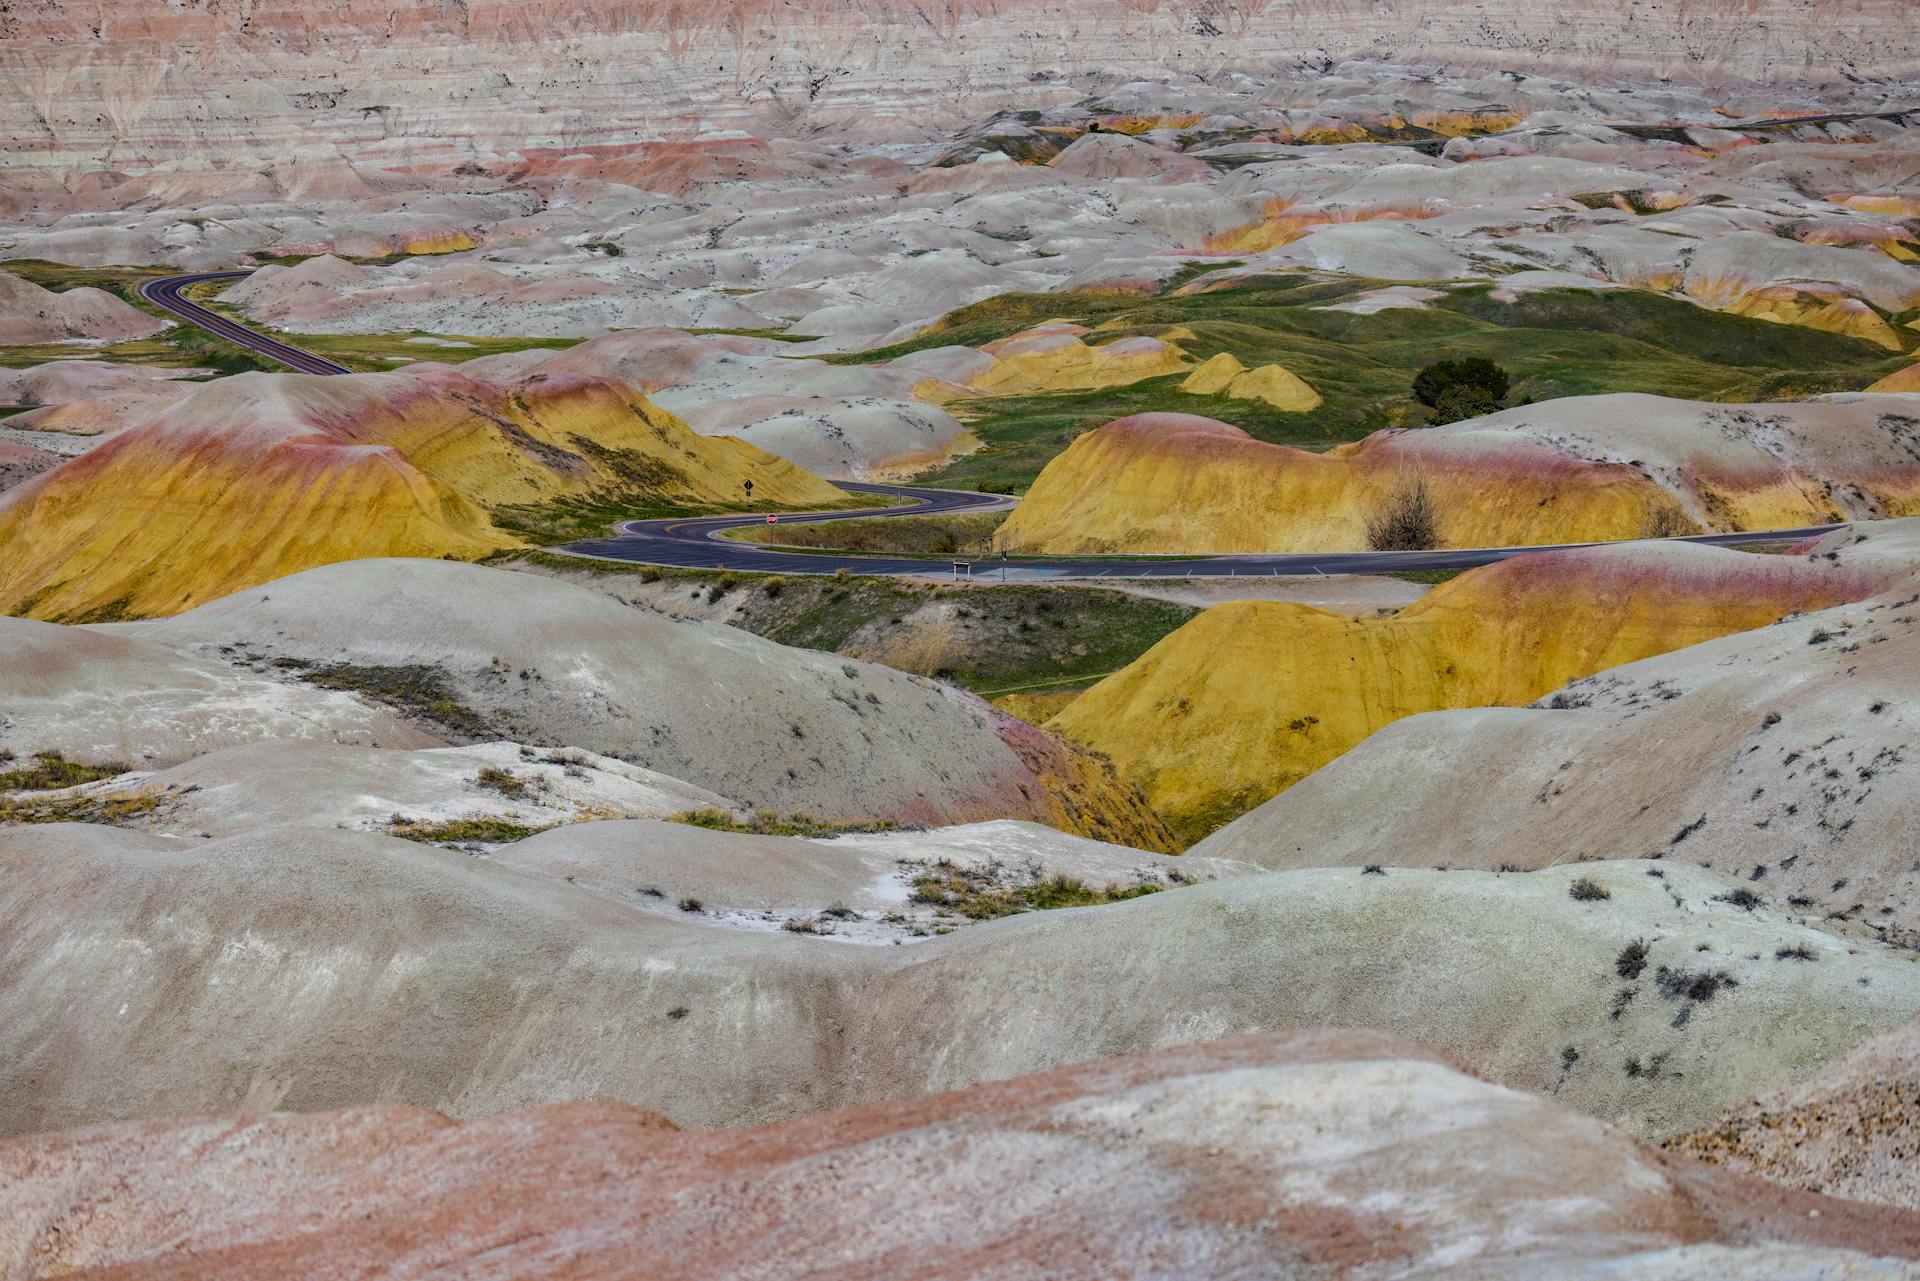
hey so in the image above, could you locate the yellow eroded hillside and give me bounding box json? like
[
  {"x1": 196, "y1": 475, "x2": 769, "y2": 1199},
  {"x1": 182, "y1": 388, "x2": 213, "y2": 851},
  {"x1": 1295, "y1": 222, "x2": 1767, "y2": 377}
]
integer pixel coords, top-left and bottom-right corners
[
  {"x1": 997, "y1": 403, "x2": 1920, "y2": 555},
  {"x1": 0, "y1": 365, "x2": 841, "y2": 621},
  {"x1": 995, "y1": 413, "x2": 1665, "y2": 553},
  {"x1": 1049, "y1": 545, "x2": 1890, "y2": 841}
]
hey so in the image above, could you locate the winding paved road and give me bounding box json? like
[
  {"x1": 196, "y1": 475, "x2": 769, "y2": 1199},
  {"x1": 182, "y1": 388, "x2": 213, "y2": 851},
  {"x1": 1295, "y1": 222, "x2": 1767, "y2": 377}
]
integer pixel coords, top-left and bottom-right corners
[
  {"x1": 567, "y1": 482, "x2": 1839, "y2": 581},
  {"x1": 140, "y1": 271, "x2": 353, "y2": 375},
  {"x1": 146, "y1": 270, "x2": 1844, "y2": 582}
]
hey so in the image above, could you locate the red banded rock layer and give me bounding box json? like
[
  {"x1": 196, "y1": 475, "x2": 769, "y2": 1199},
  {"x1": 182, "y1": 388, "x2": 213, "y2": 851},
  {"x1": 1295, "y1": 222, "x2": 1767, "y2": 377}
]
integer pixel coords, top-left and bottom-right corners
[
  {"x1": 6, "y1": 0, "x2": 1920, "y2": 172},
  {"x1": 2, "y1": 1031, "x2": 1916, "y2": 1280}
]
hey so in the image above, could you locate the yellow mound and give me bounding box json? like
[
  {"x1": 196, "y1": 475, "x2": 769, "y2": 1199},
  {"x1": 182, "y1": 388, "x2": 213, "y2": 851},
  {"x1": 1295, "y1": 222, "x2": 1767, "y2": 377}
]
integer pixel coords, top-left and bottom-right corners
[
  {"x1": 0, "y1": 364, "x2": 840, "y2": 621},
  {"x1": 1049, "y1": 547, "x2": 1888, "y2": 841},
  {"x1": 1225, "y1": 363, "x2": 1322, "y2": 411},
  {"x1": 1726, "y1": 289, "x2": 1905, "y2": 350},
  {"x1": 1868, "y1": 362, "x2": 1920, "y2": 392},
  {"x1": 996, "y1": 405, "x2": 1920, "y2": 556},
  {"x1": 1179, "y1": 352, "x2": 1247, "y2": 395},
  {"x1": 1178, "y1": 354, "x2": 1322, "y2": 410},
  {"x1": 966, "y1": 326, "x2": 1188, "y2": 396},
  {"x1": 994, "y1": 413, "x2": 1668, "y2": 554}
]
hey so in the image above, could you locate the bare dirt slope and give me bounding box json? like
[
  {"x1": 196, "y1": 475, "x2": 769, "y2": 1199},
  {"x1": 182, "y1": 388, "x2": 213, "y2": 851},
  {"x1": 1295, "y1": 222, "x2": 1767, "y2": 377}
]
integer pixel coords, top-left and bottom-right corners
[
  {"x1": 1672, "y1": 1015, "x2": 1920, "y2": 1211},
  {"x1": 89, "y1": 558, "x2": 1168, "y2": 842},
  {"x1": 3, "y1": 821, "x2": 1914, "y2": 1142},
  {"x1": 4, "y1": 1032, "x2": 1916, "y2": 1281}
]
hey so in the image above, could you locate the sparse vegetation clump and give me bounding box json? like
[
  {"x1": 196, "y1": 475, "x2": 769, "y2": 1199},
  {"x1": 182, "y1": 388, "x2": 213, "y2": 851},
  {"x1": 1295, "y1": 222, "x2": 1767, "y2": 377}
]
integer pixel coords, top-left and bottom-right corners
[
  {"x1": 1568, "y1": 877, "x2": 1612, "y2": 902},
  {"x1": 1655, "y1": 965, "x2": 1738, "y2": 1003},
  {"x1": 296, "y1": 664, "x2": 497, "y2": 738},
  {"x1": 906, "y1": 857, "x2": 1164, "y2": 921},
  {"x1": 726, "y1": 511, "x2": 1008, "y2": 555},
  {"x1": 670, "y1": 808, "x2": 900, "y2": 838},
  {"x1": 1364, "y1": 476, "x2": 1443, "y2": 551},
  {"x1": 387, "y1": 816, "x2": 546, "y2": 845},
  {"x1": 0, "y1": 750, "x2": 130, "y2": 792},
  {"x1": 1615, "y1": 938, "x2": 1651, "y2": 979},
  {"x1": 474, "y1": 766, "x2": 535, "y2": 800},
  {"x1": 1639, "y1": 502, "x2": 1701, "y2": 539},
  {"x1": 0, "y1": 786, "x2": 165, "y2": 827}
]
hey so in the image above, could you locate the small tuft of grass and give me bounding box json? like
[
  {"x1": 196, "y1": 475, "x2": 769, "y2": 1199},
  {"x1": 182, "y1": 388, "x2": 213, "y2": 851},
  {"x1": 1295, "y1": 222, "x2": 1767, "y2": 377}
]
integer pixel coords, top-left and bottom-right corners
[
  {"x1": 1569, "y1": 877, "x2": 1611, "y2": 902},
  {"x1": 669, "y1": 807, "x2": 899, "y2": 838},
  {"x1": 1775, "y1": 943, "x2": 1817, "y2": 961},
  {"x1": 474, "y1": 766, "x2": 536, "y2": 800},
  {"x1": 1715, "y1": 887, "x2": 1765, "y2": 912},
  {"x1": 388, "y1": 816, "x2": 546, "y2": 844},
  {"x1": 678, "y1": 896, "x2": 704, "y2": 913}
]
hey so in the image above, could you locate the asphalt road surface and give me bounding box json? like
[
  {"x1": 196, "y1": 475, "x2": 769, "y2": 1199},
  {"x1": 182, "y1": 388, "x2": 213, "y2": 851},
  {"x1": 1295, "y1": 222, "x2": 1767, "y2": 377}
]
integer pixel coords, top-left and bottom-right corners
[
  {"x1": 566, "y1": 481, "x2": 1840, "y2": 581},
  {"x1": 146, "y1": 271, "x2": 1844, "y2": 582},
  {"x1": 140, "y1": 271, "x2": 353, "y2": 375}
]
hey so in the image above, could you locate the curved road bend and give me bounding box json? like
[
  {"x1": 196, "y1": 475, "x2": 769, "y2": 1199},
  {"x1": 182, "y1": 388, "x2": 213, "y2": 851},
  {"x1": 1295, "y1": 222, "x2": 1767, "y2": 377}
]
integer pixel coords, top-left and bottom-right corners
[
  {"x1": 566, "y1": 482, "x2": 1841, "y2": 580},
  {"x1": 140, "y1": 271, "x2": 353, "y2": 375},
  {"x1": 143, "y1": 271, "x2": 1844, "y2": 582}
]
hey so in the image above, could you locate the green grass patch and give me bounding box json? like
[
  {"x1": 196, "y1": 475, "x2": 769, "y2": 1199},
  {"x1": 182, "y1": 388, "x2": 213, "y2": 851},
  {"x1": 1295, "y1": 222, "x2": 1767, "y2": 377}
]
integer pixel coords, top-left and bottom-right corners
[
  {"x1": 0, "y1": 259, "x2": 176, "y2": 297},
  {"x1": 504, "y1": 554, "x2": 1196, "y2": 698},
  {"x1": 1387, "y1": 569, "x2": 1465, "y2": 585},
  {"x1": 494, "y1": 490, "x2": 871, "y2": 545},
  {"x1": 839, "y1": 277, "x2": 1908, "y2": 493}
]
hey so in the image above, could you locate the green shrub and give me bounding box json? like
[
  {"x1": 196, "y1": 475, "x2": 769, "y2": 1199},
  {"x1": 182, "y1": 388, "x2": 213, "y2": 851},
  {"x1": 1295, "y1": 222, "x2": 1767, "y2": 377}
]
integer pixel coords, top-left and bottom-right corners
[{"x1": 1413, "y1": 357, "x2": 1511, "y2": 423}]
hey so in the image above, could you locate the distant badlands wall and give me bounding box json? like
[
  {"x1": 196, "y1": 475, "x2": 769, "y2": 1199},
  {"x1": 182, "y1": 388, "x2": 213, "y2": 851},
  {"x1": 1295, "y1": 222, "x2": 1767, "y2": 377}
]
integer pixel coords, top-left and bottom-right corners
[{"x1": 7, "y1": 0, "x2": 1920, "y2": 170}]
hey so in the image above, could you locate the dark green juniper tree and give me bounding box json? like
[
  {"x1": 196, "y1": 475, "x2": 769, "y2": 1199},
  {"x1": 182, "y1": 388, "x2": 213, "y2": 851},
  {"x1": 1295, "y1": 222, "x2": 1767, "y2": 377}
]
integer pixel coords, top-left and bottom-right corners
[{"x1": 1412, "y1": 357, "x2": 1512, "y2": 424}]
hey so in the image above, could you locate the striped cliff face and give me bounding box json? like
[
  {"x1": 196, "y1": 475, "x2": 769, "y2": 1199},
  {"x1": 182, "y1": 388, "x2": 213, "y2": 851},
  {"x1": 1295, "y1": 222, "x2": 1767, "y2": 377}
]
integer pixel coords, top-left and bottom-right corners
[
  {"x1": 0, "y1": 359, "x2": 842, "y2": 621},
  {"x1": 8, "y1": 0, "x2": 1920, "y2": 174},
  {"x1": 1047, "y1": 540, "x2": 1897, "y2": 840}
]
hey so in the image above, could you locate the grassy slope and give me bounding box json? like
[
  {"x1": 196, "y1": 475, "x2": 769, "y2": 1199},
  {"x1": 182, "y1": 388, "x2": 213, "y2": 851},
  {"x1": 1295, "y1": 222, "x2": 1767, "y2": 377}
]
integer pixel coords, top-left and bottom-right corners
[
  {"x1": 845, "y1": 276, "x2": 1910, "y2": 493},
  {"x1": 508, "y1": 554, "x2": 1196, "y2": 698}
]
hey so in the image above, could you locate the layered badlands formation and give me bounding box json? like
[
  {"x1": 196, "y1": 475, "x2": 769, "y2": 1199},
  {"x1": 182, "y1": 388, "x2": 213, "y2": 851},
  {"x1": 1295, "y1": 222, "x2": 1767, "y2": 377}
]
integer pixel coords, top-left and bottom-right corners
[
  {"x1": 0, "y1": 345, "x2": 843, "y2": 620},
  {"x1": 1194, "y1": 521, "x2": 1920, "y2": 936},
  {"x1": 7, "y1": 1, "x2": 1920, "y2": 176},
  {"x1": 3, "y1": 66, "x2": 1917, "y2": 376},
  {"x1": 1049, "y1": 536, "x2": 1901, "y2": 836},
  {"x1": 998, "y1": 398, "x2": 1920, "y2": 554},
  {"x1": 4, "y1": 17, "x2": 1920, "y2": 1270},
  {"x1": 5, "y1": 1032, "x2": 1919, "y2": 1281}
]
